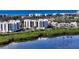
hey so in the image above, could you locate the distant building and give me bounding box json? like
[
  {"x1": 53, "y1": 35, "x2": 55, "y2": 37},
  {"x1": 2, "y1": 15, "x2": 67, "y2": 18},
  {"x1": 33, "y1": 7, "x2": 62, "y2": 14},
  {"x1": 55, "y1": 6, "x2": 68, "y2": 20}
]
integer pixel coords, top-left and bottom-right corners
[
  {"x1": 0, "y1": 14, "x2": 9, "y2": 18},
  {"x1": 51, "y1": 22, "x2": 58, "y2": 28},
  {"x1": 28, "y1": 14, "x2": 42, "y2": 17},
  {"x1": 52, "y1": 22, "x2": 78, "y2": 28},
  {"x1": 64, "y1": 13, "x2": 77, "y2": 16},
  {"x1": 70, "y1": 22, "x2": 78, "y2": 28},
  {"x1": 57, "y1": 23, "x2": 70, "y2": 28}
]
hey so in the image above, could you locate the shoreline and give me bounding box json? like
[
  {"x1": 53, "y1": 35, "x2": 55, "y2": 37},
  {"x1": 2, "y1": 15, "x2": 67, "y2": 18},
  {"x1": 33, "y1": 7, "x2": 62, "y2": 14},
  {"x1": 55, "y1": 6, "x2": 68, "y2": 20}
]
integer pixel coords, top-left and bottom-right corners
[{"x1": 0, "y1": 28, "x2": 79, "y2": 45}]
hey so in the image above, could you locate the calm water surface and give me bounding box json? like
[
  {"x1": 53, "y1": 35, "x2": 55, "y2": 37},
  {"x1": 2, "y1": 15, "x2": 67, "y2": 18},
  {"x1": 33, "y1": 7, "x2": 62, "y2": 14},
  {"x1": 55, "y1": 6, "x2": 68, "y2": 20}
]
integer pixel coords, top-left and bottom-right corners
[{"x1": 1, "y1": 35, "x2": 79, "y2": 49}]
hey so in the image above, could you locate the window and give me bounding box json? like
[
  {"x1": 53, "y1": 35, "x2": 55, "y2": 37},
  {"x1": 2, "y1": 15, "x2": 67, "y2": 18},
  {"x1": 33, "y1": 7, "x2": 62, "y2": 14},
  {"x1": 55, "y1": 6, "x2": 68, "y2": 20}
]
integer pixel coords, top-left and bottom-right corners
[
  {"x1": 40, "y1": 21, "x2": 43, "y2": 27},
  {"x1": 30, "y1": 21, "x2": 34, "y2": 27},
  {"x1": 4, "y1": 24, "x2": 6, "y2": 30},
  {"x1": 8, "y1": 23, "x2": 12, "y2": 30},
  {"x1": 36, "y1": 22, "x2": 38, "y2": 27},
  {"x1": 1, "y1": 24, "x2": 3, "y2": 31},
  {"x1": 24, "y1": 22, "x2": 26, "y2": 27},
  {"x1": 43, "y1": 21, "x2": 48, "y2": 27},
  {"x1": 17, "y1": 23, "x2": 20, "y2": 29}
]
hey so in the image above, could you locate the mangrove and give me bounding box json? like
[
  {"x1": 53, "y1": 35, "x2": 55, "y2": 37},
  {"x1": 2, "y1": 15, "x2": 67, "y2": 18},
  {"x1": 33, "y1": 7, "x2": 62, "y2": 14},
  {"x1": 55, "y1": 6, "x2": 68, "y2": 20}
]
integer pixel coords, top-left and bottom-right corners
[{"x1": 0, "y1": 28, "x2": 79, "y2": 45}]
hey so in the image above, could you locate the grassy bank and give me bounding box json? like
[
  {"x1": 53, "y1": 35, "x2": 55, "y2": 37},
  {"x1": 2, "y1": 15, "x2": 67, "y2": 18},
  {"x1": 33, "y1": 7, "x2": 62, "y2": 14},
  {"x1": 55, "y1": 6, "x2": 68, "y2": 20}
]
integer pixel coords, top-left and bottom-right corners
[{"x1": 0, "y1": 28, "x2": 79, "y2": 45}]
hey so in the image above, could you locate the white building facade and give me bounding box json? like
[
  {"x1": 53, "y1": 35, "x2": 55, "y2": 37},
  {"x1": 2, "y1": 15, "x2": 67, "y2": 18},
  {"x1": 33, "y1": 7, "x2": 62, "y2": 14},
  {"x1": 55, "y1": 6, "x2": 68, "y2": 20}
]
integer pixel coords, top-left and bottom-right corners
[
  {"x1": 24, "y1": 19, "x2": 48, "y2": 30},
  {"x1": 37, "y1": 19, "x2": 48, "y2": 29},
  {"x1": 8, "y1": 20, "x2": 21, "y2": 32},
  {"x1": 0, "y1": 20, "x2": 21, "y2": 33},
  {"x1": 0, "y1": 21, "x2": 8, "y2": 32}
]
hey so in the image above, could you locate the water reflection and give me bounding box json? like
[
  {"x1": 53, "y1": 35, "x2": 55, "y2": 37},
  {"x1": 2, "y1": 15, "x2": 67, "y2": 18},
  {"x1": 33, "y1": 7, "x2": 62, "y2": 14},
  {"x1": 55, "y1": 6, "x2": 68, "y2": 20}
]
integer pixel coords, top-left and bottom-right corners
[
  {"x1": 38, "y1": 37, "x2": 48, "y2": 40},
  {"x1": 0, "y1": 35, "x2": 79, "y2": 49}
]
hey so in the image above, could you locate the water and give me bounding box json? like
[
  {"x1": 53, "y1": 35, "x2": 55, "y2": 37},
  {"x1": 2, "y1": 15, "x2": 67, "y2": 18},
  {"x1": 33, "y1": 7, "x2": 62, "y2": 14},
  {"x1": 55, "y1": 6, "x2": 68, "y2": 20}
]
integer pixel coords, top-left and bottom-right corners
[{"x1": 1, "y1": 35, "x2": 79, "y2": 49}]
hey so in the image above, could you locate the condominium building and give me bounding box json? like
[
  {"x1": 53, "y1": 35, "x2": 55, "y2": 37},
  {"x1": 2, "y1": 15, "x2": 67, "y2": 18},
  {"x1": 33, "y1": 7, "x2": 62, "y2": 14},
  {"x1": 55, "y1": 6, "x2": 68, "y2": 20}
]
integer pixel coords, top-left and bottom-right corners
[
  {"x1": 0, "y1": 21, "x2": 8, "y2": 32},
  {"x1": 8, "y1": 20, "x2": 21, "y2": 32},
  {"x1": 24, "y1": 19, "x2": 48, "y2": 30},
  {"x1": 0, "y1": 20, "x2": 21, "y2": 33},
  {"x1": 37, "y1": 19, "x2": 48, "y2": 29}
]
